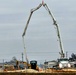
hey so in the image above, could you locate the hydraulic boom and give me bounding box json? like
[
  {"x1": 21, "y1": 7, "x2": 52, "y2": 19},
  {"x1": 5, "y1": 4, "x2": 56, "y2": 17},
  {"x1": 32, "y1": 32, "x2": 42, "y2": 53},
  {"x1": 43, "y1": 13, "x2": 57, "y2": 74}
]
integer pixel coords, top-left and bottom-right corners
[
  {"x1": 43, "y1": 3, "x2": 65, "y2": 58},
  {"x1": 22, "y1": 1, "x2": 65, "y2": 58}
]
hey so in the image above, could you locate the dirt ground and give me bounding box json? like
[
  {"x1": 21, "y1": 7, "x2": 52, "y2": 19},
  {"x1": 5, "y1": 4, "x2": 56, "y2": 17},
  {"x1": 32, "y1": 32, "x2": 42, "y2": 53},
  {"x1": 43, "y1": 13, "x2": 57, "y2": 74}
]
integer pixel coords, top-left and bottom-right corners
[{"x1": 2, "y1": 68, "x2": 76, "y2": 73}]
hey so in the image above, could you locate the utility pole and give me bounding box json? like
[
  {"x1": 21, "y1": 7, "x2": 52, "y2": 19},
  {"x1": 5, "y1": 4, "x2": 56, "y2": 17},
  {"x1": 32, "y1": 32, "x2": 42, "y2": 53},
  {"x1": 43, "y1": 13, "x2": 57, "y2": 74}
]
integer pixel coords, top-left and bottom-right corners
[
  {"x1": 2, "y1": 59, "x2": 4, "y2": 70},
  {"x1": 66, "y1": 51, "x2": 68, "y2": 58},
  {"x1": 22, "y1": 53, "x2": 24, "y2": 62}
]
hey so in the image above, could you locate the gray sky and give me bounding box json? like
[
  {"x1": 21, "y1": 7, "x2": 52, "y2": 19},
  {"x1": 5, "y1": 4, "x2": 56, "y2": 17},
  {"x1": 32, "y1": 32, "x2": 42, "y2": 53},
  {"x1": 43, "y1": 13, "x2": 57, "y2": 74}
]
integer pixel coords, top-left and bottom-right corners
[{"x1": 0, "y1": 0, "x2": 76, "y2": 64}]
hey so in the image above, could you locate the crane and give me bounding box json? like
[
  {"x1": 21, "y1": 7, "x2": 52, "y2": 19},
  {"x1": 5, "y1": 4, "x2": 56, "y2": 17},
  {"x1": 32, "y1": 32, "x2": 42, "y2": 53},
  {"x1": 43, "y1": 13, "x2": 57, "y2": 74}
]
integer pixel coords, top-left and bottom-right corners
[
  {"x1": 22, "y1": 1, "x2": 65, "y2": 61},
  {"x1": 43, "y1": 3, "x2": 65, "y2": 58}
]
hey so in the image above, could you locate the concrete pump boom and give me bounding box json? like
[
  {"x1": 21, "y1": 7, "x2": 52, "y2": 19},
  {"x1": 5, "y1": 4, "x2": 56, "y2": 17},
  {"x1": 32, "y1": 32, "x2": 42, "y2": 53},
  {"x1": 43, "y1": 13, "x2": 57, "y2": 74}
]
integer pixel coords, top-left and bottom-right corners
[
  {"x1": 43, "y1": 4, "x2": 65, "y2": 58},
  {"x1": 22, "y1": 3, "x2": 43, "y2": 37},
  {"x1": 22, "y1": 1, "x2": 65, "y2": 58}
]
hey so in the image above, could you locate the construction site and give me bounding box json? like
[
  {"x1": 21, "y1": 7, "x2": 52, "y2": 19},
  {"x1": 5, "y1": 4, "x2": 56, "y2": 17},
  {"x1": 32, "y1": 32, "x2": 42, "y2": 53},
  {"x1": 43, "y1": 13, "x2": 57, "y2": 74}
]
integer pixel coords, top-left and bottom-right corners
[{"x1": 0, "y1": 1, "x2": 76, "y2": 75}]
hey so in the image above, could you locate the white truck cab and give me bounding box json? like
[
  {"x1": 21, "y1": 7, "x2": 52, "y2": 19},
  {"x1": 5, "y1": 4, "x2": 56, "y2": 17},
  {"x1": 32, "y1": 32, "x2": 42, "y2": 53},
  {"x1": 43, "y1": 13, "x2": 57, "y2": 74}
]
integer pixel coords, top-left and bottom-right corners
[{"x1": 58, "y1": 58, "x2": 71, "y2": 68}]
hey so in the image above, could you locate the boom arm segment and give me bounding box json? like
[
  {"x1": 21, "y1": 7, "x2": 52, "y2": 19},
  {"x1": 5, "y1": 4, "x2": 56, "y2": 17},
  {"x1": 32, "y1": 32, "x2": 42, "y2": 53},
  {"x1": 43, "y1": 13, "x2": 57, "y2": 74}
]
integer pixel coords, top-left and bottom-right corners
[
  {"x1": 22, "y1": 3, "x2": 43, "y2": 67},
  {"x1": 22, "y1": 3, "x2": 43, "y2": 37},
  {"x1": 43, "y1": 4, "x2": 65, "y2": 58}
]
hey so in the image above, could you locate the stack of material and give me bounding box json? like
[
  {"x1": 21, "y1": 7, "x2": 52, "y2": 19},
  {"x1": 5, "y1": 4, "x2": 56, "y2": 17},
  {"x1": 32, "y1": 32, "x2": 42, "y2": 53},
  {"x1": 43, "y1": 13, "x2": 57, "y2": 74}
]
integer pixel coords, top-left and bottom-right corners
[
  {"x1": 6, "y1": 69, "x2": 38, "y2": 73},
  {"x1": 62, "y1": 68, "x2": 76, "y2": 72},
  {"x1": 24, "y1": 69, "x2": 38, "y2": 73}
]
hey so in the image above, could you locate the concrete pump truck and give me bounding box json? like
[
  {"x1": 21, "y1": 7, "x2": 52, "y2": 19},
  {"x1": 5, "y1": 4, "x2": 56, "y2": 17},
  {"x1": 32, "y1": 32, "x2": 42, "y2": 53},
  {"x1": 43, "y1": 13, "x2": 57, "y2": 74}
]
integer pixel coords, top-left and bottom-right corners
[{"x1": 22, "y1": 1, "x2": 71, "y2": 68}]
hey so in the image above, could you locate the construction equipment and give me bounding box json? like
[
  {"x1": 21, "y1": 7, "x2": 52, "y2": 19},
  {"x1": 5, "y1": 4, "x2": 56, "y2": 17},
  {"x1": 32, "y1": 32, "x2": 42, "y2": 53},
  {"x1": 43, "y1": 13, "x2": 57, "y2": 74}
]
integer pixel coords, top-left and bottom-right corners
[
  {"x1": 30, "y1": 60, "x2": 37, "y2": 70},
  {"x1": 43, "y1": 2, "x2": 65, "y2": 58},
  {"x1": 22, "y1": 1, "x2": 65, "y2": 62},
  {"x1": 58, "y1": 58, "x2": 71, "y2": 68}
]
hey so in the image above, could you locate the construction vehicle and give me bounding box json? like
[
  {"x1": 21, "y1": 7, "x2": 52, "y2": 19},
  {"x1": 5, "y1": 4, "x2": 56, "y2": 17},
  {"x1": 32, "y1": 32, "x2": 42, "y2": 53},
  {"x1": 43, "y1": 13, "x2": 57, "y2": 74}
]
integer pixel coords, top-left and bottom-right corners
[
  {"x1": 58, "y1": 58, "x2": 71, "y2": 68},
  {"x1": 22, "y1": 1, "x2": 71, "y2": 68},
  {"x1": 30, "y1": 60, "x2": 37, "y2": 70},
  {"x1": 44, "y1": 60, "x2": 58, "y2": 69}
]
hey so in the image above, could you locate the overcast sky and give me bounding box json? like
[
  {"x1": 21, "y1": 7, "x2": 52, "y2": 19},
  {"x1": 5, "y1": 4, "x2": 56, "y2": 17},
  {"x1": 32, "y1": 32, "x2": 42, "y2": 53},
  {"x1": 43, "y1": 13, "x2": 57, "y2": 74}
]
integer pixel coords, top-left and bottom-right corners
[{"x1": 0, "y1": 0, "x2": 76, "y2": 64}]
